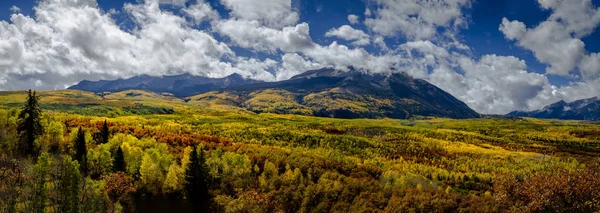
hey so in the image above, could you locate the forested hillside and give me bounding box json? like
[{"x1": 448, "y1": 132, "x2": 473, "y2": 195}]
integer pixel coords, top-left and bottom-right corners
[
  {"x1": 71, "y1": 68, "x2": 481, "y2": 119},
  {"x1": 1, "y1": 90, "x2": 600, "y2": 212}
]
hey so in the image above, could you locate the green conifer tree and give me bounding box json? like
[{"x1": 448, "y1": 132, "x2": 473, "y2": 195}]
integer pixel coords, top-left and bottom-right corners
[
  {"x1": 113, "y1": 146, "x2": 126, "y2": 172},
  {"x1": 185, "y1": 146, "x2": 210, "y2": 209},
  {"x1": 73, "y1": 127, "x2": 88, "y2": 175},
  {"x1": 100, "y1": 120, "x2": 109, "y2": 144},
  {"x1": 17, "y1": 89, "x2": 44, "y2": 156}
]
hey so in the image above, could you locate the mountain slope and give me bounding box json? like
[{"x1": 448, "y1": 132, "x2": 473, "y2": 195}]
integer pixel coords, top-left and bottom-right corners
[
  {"x1": 188, "y1": 68, "x2": 480, "y2": 119},
  {"x1": 69, "y1": 73, "x2": 261, "y2": 97},
  {"x1": 70, "y1": 68, "x2": 480, "y2": 119},
  {"x1": 507, "y1": 97, "x2": 600, "y2": 120}
]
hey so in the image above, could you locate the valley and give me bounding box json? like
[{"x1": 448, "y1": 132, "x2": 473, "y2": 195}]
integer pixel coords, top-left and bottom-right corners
[{"x1": 1, "y1": 89, "x2": 599, "y2": 212}]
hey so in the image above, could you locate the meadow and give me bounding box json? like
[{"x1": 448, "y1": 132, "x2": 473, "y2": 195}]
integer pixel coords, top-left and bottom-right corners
[{"x1": 1, "y1": 90, "x2": 599, "y2": 212}]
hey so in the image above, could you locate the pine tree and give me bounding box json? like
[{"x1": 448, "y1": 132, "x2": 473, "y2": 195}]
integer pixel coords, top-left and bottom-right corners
[
  {"x1": 17, "y1": 89, "x2": 44, "y2": 156},
  {"x1": 100, "y1": 120, "x2": 109, "y2": 144},
  {"x1": 113, "y1": 146, "x2": 126, "y2": 172},
  {"x1": 73, "y1": 127, "x2": 88, "y2": 175},
  {"x1": 185, "y1": 146, "x2": 210, "y2": 209}
]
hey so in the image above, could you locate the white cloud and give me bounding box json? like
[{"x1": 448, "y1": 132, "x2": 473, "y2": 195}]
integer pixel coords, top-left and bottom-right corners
[
  {"x1": 216, "y1": 18, "x2": 405, "y2": 75},
  {"x1": 219, "y1": 0, "x2": 299, "y2": 28},
  {"x1": 303, "y1": 42, "x2": 410, "y2": 74},
  {"x1": 429, "y1": 54, "x2": 551, "y2": 114},
  {"x1": 0, "y1": 0, "x2": 280, "y2": 90},
  {"x1": 215, "y1": 19, "x2": 314, "y2": 53},
  {"x1": 580, "y1": 53, "x2": 600, "y2": 79},
  {"x1": 373, "y1": 36, "x2": 388, "y2": 50},
  {"x1": 538, "y1": 0, "x2": 600, "y2": 37},
  {"x1": 325, "y1": 25, "x2": 370, "y2": 46},
  {"x1": 365, "y1": 0, "x2": 472, "y2": 40},
  {"x1": 347, "y1": 14, "x2": 359, "y2": 25},
  {"x1": 499, "y1": 0, "x2": 600, "y2": 77},
  {"x1": 183, "y1": 0, "x2": 220, "y2": 25},
  {"x1": 277, "y1": 53, "x2": 323, "y2": 80},
  {"x1": 0, "y1": 37, "x2": 23, "y2": 68},
  {"x1": 401, "y1": 40, "x2": 449, "y2": 58},
  {"x1": 232, "y1": 57, "x2": 278, "y2": 81},
  {"x1": 158, "y1": 0, "x2": 189, "y2": 6},
  {"x1": 500, "y1": 19, "x2": 586, "y2": 76},
  {"x1": 499, "y1": 18, "x2": 526, "y2": 40},
  {"x1": 10, "y1": 6, "x2": 20, "y2": 13}
]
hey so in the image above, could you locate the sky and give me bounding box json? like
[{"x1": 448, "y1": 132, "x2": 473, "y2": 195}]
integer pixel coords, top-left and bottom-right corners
[{"x1": 0, "y1": 0, "x2": 599, "y2": 115}]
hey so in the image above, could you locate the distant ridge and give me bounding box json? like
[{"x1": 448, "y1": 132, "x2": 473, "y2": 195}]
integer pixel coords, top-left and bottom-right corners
[
  {"x1": 507, "y1": 97, "x2": 600, "y2": 120},
  {"x1": 192, "y1": 68, "x2": 480, "y2": 119},
  {"x1": 70, "y1": 68, "x2": 480, "y2": 119},
  {"x1": 69, "y1": 73, "x2": 261, "y2": 97}
]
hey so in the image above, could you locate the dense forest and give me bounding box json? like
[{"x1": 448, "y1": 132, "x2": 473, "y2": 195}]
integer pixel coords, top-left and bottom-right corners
[{"x1": 1, "y1": 90, "x2": 600, "y2": 212}]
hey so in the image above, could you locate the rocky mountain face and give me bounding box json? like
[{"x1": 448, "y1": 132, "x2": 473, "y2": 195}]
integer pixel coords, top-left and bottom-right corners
[{"x1": 507, "y1": 97, "x2": 600, "y2": 120}]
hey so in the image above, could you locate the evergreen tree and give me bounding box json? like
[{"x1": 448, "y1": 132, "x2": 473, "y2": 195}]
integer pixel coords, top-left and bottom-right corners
[
  {"x1": 113, "y1": 146, "x2": 126, "y2": 173},
  {"x1": 17, "y1": 89, "x2": 44, "y2": 156},
  {"x1": 100, "y1": 120, "x2": 109, "y2": 144},
  {"x1": 73, "y1": 127, "x2": 88, "y2": 175},
  {"x1": 185, "y1": 146, "x2": 210, "y2": 209}
]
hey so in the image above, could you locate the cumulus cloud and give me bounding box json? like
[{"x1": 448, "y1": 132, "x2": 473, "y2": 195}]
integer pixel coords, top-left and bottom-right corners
[
  {"x1": 10, "y1": 6, "x2": 20, "y2": 13},
  {"x1": 215, "y1": 20, "x2": 314, "y2": 53},
  {"x1": 232, "y1": 57, "x2": 279, "y2": 80},
  {"x1": 500, "y1": 0, "x2": 600, "y2": 77},
  {"x1": 428, "y1": 52, "x2": 600, "y2": 114},
  {"x1": 276, "y1": 53, "x2": 324, "y2": 80},
  {"x1": 493, "y1": 0, "x2": 600, "y2": 113},
  {"x1": 450, "y1": 55, "x2": 550, "y2": 114},
  {"x1": 580, "y1": 53, "x2": 600, "y2": 79},
  {"x1": 0, "y1": 0, "x2": 280, "y2": 90},
  {"x1": 325, "y1": 25, "x2": 370, "y2": 46},
  {"x1": 158, "y1": 0, "x2": 189, "y2": 6},
  {"x1": 347, "y1": 14, "x2": 359, "y2": 24},
  {"x1": 365, "y1": 0, "x2": 472, "y2": 40},
  {"x1": 216, "y1": 16, "x2": 402, "y2": 74},
  {"x1": 538, "y1": 0, "x2": 600, "y2": 37},
  {"x1": 219, "y1": 0, "x2": 299, "y2": 28},
  {"x1": 401, "y1": 40, "x2": 450, "y2": 58},
  {"x1": 183, "y1": 0, "x2": 220, "y2": 25}
]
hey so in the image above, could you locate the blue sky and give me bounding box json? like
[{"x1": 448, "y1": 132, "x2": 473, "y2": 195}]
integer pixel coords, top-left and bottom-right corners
[{"x1": 0, "y1": 0, "x2": 599, "y2": 114}]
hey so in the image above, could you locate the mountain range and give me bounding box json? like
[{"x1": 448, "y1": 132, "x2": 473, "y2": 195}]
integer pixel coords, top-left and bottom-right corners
[
  {"x1": 69, "y1": 73, "x2": 260, "y2": 97},
  {"x1": 507, "y1": 97, "x2": 600, "y2": 120},
  {"x1": 69, "y1": 68, "x2": 480, "y2": 119}
]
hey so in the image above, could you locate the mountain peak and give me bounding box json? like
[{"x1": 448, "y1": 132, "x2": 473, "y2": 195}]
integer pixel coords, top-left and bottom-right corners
[
  {"x1": 226, "y1": 73, "x2": 244, "y2": 80},
  {"x1": 507, "y1": 97, "x2": 600, "y2": 120},
  {"x1": 229, "y1": 67, "x2": 479, "y2": 119}
]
